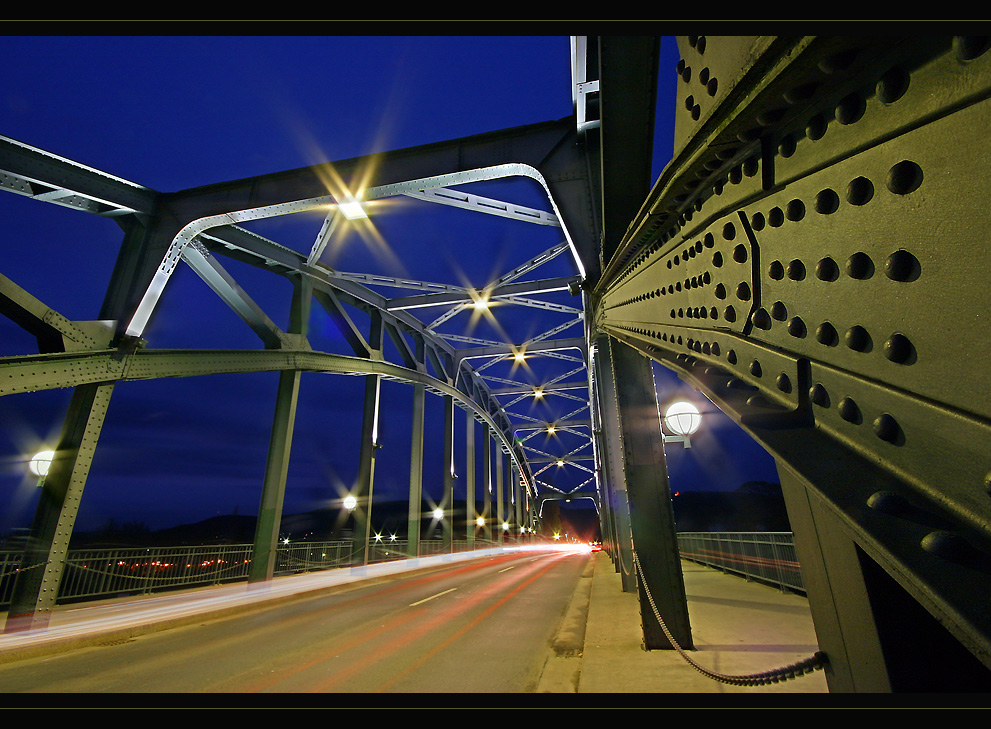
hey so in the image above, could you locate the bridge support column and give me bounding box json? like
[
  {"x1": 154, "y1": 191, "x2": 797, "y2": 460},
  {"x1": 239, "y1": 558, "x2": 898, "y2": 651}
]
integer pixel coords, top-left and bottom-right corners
[
  {"x1": 248, "y1": 369, "x2": 302, "y2": 584},
  {"x1": 441, "y1": 394, "x2": 454, "y2": 552},
  {"x1": 495, "y1": 440, "x2": 503, "y2": 545},
  {"x1": 777, "y1": 464, "x2": 892, "y2": 692},
  {"x1": 4, "y1": 382, "x2": 115, "y2": 632},
  {"x1": 608, "y1": 338, "x2": 693, "y2": 651},
  {"x1": 512, "y1": 461, "x2": 522, "y2": 543},
  {"x1": 466, "y1": 413, "x2": 475, "y2": 548},
  {"x1": 351, "y1": 374, "x2": 381, "y2": 566},
  {"x1": 406, "y1": 383, "x2": 425, "y2": 559},
  {"x1": 482, "y1": 429, "x2": 492, "y2": 542},
  {"x1": 249, "y1": 276, "x2": 310, "y2": 583},
  {"x1": 591, "y1": 335, "x2": 636, "y2": 590}
]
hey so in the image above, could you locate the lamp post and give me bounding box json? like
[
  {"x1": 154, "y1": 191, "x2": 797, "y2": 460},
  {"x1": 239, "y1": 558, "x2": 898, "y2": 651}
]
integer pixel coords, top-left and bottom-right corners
[{"x1": 662, "y1": 401, "x2": 702, "y2": 448}]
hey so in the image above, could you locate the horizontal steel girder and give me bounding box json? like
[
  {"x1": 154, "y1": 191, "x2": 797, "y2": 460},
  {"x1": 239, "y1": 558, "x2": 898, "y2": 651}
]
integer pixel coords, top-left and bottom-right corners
[{"x1": 0, "y1": 346, "x2": 536, "y2": 495}]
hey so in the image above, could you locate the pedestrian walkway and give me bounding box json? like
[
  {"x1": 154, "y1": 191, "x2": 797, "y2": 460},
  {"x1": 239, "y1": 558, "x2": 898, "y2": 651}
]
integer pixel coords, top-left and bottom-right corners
[{"x1": 571, "y1": 550, "x2": 827, "y2": 694}]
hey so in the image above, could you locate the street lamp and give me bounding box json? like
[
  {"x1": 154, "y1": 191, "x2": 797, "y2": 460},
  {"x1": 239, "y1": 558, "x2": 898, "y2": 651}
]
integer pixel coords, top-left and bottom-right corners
[
  {"x1": 29, "y1": 449, "x2": 54, "y2": 484},
  {"x1": 336, "y1": 195, "x2": 367, "y2": 220},
  {"x1": 343, "y1": 494, "x2": 357, "y2": 511},
  {"x1": 662, "y1": 401, "x2": 702, "y2": 448}
]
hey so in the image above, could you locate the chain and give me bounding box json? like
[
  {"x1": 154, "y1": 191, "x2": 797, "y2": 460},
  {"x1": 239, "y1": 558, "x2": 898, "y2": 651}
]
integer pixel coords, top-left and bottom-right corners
[{"x1": 632, "y1": 550, "x2": 828, "y2": 687}]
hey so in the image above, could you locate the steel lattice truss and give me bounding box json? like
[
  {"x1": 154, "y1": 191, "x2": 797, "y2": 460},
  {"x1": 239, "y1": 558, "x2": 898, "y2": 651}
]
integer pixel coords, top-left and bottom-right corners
[
  {"x1": 0, "y1": 132, "x2": 599, "y2": 487},
  {"x1": 5, "y1": 35, "x2": 991, "y2": 693}
]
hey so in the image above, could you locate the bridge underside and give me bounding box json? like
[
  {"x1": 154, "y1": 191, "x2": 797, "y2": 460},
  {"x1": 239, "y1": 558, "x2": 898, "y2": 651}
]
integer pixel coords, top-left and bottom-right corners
[{"x1": 2, "y1": 35, "x2": 991, "y2": 693}]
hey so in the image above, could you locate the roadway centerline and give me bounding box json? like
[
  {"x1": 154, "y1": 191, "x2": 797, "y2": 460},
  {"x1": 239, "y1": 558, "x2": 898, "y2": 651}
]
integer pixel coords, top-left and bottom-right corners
[{"x1": 409, "y1": 587, "x2": 457, "y2": 606}]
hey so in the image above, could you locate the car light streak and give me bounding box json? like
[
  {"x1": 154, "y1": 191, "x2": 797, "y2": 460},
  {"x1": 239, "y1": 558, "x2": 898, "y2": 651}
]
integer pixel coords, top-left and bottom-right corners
[
  {"x1": 0, "y1": 547, "x2": 543, "y2": 655},
  {"x1": 372, "y1": 552, "x2": 574, "y2": 693},
  {"x1": 238, "y1": 552, "x2": 550, "y2": 691},
  {"x1": 241, "y1": 606, "x2": 429, "y2": 693},
  {"x1": 306, "y1": 554, "x2": 572, "y2": 693}
]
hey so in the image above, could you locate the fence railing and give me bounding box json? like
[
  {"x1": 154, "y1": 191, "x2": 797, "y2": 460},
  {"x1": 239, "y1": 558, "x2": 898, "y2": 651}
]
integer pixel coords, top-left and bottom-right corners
[
  {"x1": 676, "y1": 532, "x2": 804, "y2": 593},
  {"x1": 0, "y1": 538, "x2": 504, "y2": 609},
  {"x1": 0, "y1": 533, "x2": 803, "y2": 609}
]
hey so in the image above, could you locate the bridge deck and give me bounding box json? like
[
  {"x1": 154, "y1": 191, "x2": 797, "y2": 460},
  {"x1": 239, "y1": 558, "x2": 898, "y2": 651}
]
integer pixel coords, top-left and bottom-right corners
[{"x1": 0, "y1": 549, "x2": 827, "y2": 695}]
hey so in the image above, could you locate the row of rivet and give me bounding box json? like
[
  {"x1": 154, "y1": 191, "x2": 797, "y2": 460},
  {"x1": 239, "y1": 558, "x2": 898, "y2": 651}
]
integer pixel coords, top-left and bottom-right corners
[{"x1": 615, "y1": 323, "x2": 906, "y2": 447}]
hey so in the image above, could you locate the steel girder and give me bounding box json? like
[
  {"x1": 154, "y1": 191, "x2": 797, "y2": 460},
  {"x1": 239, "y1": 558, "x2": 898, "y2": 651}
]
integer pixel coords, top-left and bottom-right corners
[{"x1": 592, "y1": 35, "x2": 991, "y2": 691}]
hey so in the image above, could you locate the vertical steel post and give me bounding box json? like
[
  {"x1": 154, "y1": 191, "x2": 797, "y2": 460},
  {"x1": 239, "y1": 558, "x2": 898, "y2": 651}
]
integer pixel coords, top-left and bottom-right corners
[
  {"x1": 589, "y1": 339, "x2": 617, "y2": 557},
  {"x1": 407, "y1": 383, "x2": 425, "y2": 559},
  {"x1": 512, "y1": 461, "x2": 522, "y2": 543},
  {"x1": 4, "y1": 382, "x2": 115, "y2": 632},
  {"x1": 482, "y1": 428, "x2": 492, "y2": 542},
  {"x1": 465, "y1": 412, "x2": 475, "y2": 548},
  {"x1": 777, "y1": 465, "x2": 891, "y2": 692},
  {"x1": 496, "y1": 444, "x2": 504, "y2": 545},
  {"x1": 592, "y1": 334, "x2": 636, "y2": 589},
  {"x1": 441, "y1": 394, "x2": 454, "y2": 552},
  {"x1": 608, "y1": 337, "x2": 693, "y2": 650},
  {"x1": 248, "y1": 369, "x2": 302, "y2": 583},
  {"x1": 249, "y1": 277, "x2": 310, "y2": 584},
  {"x1": 351, "y1": 374, "x2": 381, "y2": 566}
]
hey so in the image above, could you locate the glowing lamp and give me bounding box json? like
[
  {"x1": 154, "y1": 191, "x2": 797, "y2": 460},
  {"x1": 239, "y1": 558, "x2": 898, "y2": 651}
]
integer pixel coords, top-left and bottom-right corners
[
  {"x1": 476, "y1": 516, "x2": 485, "y2": 527},
  {"x1": 664, "y1": 401, "x2": 702, "y2": 436},
  {"x1": 336, "y1": 197, "x2": 367, "y2": 220},
  {"x1": 433, "y1": 508, "x2": 444, "y2": 520},
  {"x1": 29, "y1": 450, "x2": 54, "y2": 478},
  {"x1": 343, "y1": 494, "x2": 358, "y2": 511}
]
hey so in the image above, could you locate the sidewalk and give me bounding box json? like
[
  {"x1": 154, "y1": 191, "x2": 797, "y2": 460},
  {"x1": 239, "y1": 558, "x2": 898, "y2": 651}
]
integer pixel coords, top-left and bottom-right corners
[{"x1": 571, "y1": 550, "x2": 828, "y2": 694}]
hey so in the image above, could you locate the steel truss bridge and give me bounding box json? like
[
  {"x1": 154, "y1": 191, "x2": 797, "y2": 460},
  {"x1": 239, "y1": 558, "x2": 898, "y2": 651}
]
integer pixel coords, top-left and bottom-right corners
[{"x1": 2, "y1": 35, "x2": 991, "y2": 693}]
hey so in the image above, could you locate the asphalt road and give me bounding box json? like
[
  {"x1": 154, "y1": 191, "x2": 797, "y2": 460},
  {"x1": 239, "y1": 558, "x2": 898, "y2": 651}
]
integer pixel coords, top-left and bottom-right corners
[{"x1": 0, "y1": 549, "x2": 590, "y2": 697}]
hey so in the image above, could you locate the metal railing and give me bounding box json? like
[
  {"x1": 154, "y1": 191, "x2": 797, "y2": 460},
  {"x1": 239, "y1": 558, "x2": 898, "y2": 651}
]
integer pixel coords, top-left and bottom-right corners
[
  {"x1": 0, "y1": 533, "x2": 802, "y2": 608},
  {"x1": 0, "y1": 538, "x2": 505, "y2": 609},
  {"x1": 677, "y1": 532, "x2": 804, "y2": 593}
]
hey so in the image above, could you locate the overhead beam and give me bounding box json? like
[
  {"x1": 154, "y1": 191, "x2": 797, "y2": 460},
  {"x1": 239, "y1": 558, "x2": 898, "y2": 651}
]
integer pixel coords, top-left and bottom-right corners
[
  {"x1": 489, "y1": 381, "x2": 588, "y2": 396},
  {"x1": 385, "y1": 276, "x2": 576, "y2": 311},
  {"x1": 456, "y1": 336, "x2": 587, "y2": 364},
  {"x1": 402, "y1": 187, "x2": 562, "y2": 226}
]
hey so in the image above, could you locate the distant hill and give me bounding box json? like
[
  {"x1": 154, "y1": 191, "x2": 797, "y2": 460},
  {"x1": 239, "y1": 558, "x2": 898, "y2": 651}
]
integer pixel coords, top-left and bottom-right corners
[
  {"x1": 59, "y1": 482, "x2": 791, "y2": 549},
  {"x1": 67, "y1": 500, "x2": 512, "y2": 549},
  {"x1": 672, "y1": 481, "x2": 791, "y2": 532}
]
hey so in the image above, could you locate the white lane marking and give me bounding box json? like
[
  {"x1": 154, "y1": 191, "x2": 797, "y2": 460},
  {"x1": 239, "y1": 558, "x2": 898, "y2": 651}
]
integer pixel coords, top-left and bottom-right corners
[
  {"x1": 498, "y1": 566, "x2": 516, "y2": 573},
  {"x1": 409, "y1": 588, "x2": 457, "y2": 606}
]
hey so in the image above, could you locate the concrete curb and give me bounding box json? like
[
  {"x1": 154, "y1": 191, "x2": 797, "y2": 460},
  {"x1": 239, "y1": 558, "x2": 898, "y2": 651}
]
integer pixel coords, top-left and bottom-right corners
[{"x1": 536, "y1": 554, "x2": 595, "y2": 692}]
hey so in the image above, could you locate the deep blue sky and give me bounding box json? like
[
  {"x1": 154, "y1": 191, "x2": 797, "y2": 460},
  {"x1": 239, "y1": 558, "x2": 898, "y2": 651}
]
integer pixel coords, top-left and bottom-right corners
[{"x1": 0, "y1": 34, "x2": 777, "y2": 533}]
